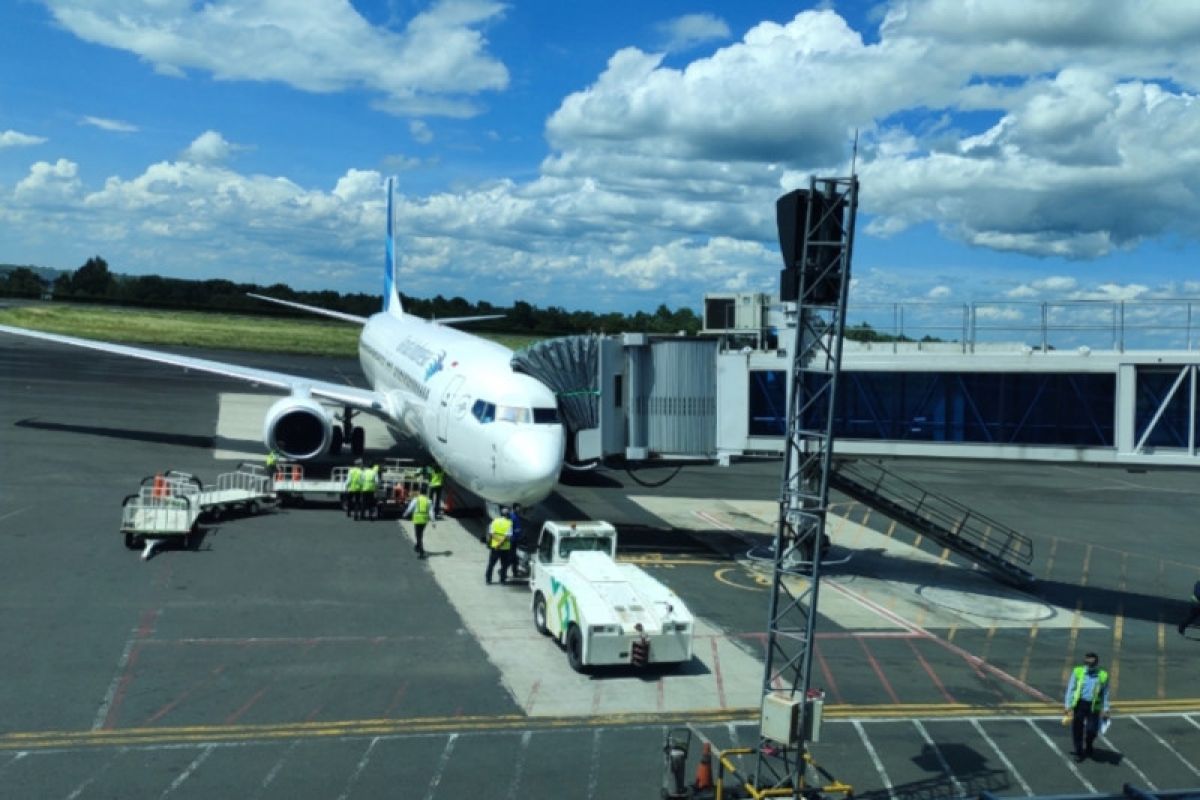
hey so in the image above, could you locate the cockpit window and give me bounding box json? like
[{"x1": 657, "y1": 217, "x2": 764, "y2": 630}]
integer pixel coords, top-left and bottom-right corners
[
  {"x1": 471, "y1": 400, "x2": 495, "y2": 423},
  {"x1": 496, "y1": 405, "x2": 532, "y2": 424},
  {"x1": 471, "y1": 400, "x2": 558, "y2": 425}
]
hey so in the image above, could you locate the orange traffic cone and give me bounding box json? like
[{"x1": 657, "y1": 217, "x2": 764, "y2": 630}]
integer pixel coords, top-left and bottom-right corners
[
  {"x1": 441, "y1": 489, "x2": 454, "y2": 517},
  {"x1": 152, "y1": 474, "x2": 166, "y2": 498},
  {"x1": 694, "y1": 741, "x2": 713, "y2": 791}
]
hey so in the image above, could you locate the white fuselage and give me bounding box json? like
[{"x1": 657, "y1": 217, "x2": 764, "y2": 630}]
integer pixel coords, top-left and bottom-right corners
[{"x1": 356, "y1": 312, "x2": 565, "y2": 507}]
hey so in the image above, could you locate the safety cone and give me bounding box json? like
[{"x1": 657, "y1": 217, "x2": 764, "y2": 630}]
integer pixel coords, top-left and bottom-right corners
[
  {"x1": 694, "y1": 741, "x2": 713, "y2": 792},
  {"x1": 440, "y1": 489, "x2": 454, "y2": 518}
]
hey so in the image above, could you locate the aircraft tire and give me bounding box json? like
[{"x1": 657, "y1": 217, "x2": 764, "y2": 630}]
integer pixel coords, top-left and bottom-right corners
[
  {"x1": 124, "y1": 532, "x2": 137, "y2": 550},
  {"x1": 351, "y1": 426, "x2": 365, "y2": 457},
  {"x1": 330, "y1": 426, "x2": 344, "y2": 456}
]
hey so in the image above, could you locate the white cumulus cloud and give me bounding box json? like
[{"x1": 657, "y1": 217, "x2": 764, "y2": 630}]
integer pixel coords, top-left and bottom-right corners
[
  {"x1": 182, "y1": 130, "x2": 236, "y2": 164},
  {"x1": 81, "y1": 115, "x2": 139, "y2": 133},
  {"x1": 0, "y1": 130, "x2": 47, "y2": 148},
  {"x1": 655, "y1": 14, "x2": 731, "y2": 53}
]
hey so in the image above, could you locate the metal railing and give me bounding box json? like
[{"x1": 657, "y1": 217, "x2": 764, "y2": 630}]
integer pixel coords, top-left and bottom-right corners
[
  {"x1": 831, "y1": 459, "x2": 1034, "y2": 585},
  {"x1": 845, "y1": 300, "x2": 1200, "y2": 353}
]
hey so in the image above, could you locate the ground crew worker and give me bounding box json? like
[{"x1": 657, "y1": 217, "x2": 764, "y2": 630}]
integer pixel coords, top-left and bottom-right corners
[
  {"x1": 1179, "y1": 580, "x2": 1200, "y2": 635},
  {"x1": 1064, "y1": 651, "x2": 1110, "y2": 761},
  {"x1": 403, "y1": 487, "x2": 432, "y2": 558},
  {"x1": 360, "y1": 462, "x2": 379, "y2": 521},
  {"x1": 428, "y1": 464, "x2": 445, "y2": 519},
  {"x1": 486, "y1": 508, "x2": 513, "y2": 584},
  {"x1": 265, "y1": 449, "x2": 278, "y2": 478},
  {"x1": 345, "y1": 459, "x2": 364, "y2": 519}
]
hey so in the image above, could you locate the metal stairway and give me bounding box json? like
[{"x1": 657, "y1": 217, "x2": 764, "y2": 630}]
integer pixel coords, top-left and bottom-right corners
[{"x1": 830, "y1": 459, "x2": 1036, "y2": 587}]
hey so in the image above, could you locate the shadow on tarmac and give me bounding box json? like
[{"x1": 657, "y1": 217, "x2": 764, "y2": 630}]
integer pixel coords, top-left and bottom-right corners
[{"x1": 17, "y1": 417, "x2": 218, "y2": 449}]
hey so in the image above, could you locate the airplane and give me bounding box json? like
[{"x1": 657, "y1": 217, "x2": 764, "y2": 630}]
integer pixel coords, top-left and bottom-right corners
[{"x1": 0, "y1": 178, "x2": 567, "y2": 508}]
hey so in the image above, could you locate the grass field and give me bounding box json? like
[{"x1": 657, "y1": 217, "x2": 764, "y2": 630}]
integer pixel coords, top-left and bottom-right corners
[{"x1": 0, "y1": 303, "x2": 543, "y2": 356}]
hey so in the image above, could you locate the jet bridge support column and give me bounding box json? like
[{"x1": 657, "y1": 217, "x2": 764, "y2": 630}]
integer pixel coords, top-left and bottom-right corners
[{"x1": 753, "y1": 176, "x2": 858, "y2": 798}]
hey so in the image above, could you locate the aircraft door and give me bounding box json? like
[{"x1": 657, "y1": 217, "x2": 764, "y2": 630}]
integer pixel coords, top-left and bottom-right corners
[{"x1": 436, "y1": 375, "x2": 466, "y2": 443}]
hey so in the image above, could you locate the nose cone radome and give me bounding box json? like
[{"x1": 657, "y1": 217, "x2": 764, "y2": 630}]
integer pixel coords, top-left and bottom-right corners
[{"x1": 502, "y1": 427, "x2": 565, "y2": 505}]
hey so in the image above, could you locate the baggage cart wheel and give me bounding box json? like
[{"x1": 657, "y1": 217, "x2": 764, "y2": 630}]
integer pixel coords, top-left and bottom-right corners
[
  {"x1": 566, "y1": 625, "x2": 587, "y2": 673},
  {"x1": 247, "y1": 500, "x2": 260, "y2": 516},
  {"x1": 533, "y1": 592, "x2": 549, "y2": 636},
  {"x1": 124, "y1": 532, "x2": 138, "y2": 551}
]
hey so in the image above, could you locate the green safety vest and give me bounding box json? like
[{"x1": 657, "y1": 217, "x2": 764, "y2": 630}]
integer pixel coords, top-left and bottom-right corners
[
  {"x1": 488, "y1": 518, "x2": 513, "y2": 550},
  {"x1": 265, "y1": 452, "x2": 277, "y2": 468},
  {"x1": 346, "y1": 467, "x2": 362, "y2": 491},
  {"x1": 412, "y1": 495, "x2": 430, "y2": 524},
  {"x1": 1070, "y1": 666, "x2": 1109, "y2": 710},
  {"x1": 361, "y1": 469, "x2": 377, "y2": 492},
  {"x1": 429, "y1": 468, "x2": 444, "y2": 488}
]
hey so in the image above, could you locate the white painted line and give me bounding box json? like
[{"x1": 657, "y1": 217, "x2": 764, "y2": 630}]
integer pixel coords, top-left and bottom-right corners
[
  {"x1": 423, "y1": 734, "x2": 457, "y2": 800},
  {"x1": 64, "y1": 749, "x2": 123, "y2": 800},
  {"x1": 1098, "y1": 730, "x2": 1155, "y2": 790},
  {"x1": 1185, "y1": 714, "x2": 1200, "y2": 731},
  {"x1": 912, "y1": 720, "x2": 964, "y2": 797},
  {"x1": 337, "y1": 737, "x2": 380, "y2": 800},
  {"x1": 1132, "y1": 716, "x2": 1200, "y2": 777},
  {"x1": 852, "y1": 720, "x2": 896, "y2": 800},
  {"x1": 255, "y1": 740, "x2": 298, "y2": 798},
  {"x1": 93, "y1": 635, "x2": 139, "y2": 731},
  {"x1": 159, "y1": 745, "x2": 213, "y2": 798},
  {"x1": 969, "y1": 719, "x2": 1032, "y2": 796},
  {"x1": 504, "y1": 731, "x2": 532, "y2": 800},
  {"x1": 1024, "y1": 718, "x2": 1095, "y2": 793},
  {"x1": 0, "y1": 506, "x2": 31, "y2": 523},
  {"x1": 587, "y1": 728, "x2": 602, "y2": 800},
  {"x1": 0, "y1": 751, "x2": 27, "y2": 773}
]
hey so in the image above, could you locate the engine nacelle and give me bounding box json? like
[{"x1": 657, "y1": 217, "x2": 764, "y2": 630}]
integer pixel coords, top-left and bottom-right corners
[{"x1": 263, "y1": 395, "x2": 332, "y2": 460}]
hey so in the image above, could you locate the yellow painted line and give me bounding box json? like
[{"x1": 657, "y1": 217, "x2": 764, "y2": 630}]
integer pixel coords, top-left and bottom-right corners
[
  {"x1": 6, "y1": 699, "x2": 1200, "y2": 751},
  {"x1": 621, "y1": 555, "x2": 726, "y2": 567},
  {"x1": 1019, "y1": 622, "x2": 1040, "y2": 685},
  {"x1": 1157, "y1": 558, "x2": 1168, "y2": 700},
  {"x1": 714, "y1": 567, "x2": 766, "y2": 592}
]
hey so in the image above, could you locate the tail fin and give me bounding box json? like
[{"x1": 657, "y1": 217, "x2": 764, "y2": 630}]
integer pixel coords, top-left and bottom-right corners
[{"x1": 383, "y1": 177, "x2": 403, "y2": 318}]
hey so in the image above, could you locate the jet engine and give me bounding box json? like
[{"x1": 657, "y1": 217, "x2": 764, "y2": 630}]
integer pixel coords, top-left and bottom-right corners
[{"x1": 263, "y1": 396, "x2": 333, "y2": 460}]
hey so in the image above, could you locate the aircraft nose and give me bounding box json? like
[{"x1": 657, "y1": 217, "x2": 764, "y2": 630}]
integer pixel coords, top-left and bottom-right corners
[{"x1": 503, "y1": 428, "x2": 564, "y2": 498}]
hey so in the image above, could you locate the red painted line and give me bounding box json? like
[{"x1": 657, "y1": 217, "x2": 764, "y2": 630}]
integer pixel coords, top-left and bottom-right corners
[
  {"x1": 907, "y1": 638, "x2": 956, "y2": 704},
  {"x1": 384, "y1": 682, "x2": 409, "y2": 717},
  {"x1": 710, "y1": 638, "x2": 728, "y2": 709},
  {"x1": 828, "y1": 580, "x2": 1054, "y2": 703},
  {"x1": 525, "y1": 679, "x2": 541, "y2": 713},
  {"x1": 814, "y1": 642, "x2": 845, "y2": 705},
  {"x1": 224, "y1": 687, "x2": 268, "y2": 725},
  {"x1": 101, "y1": 643, "x2": 142, "y2": 730},
  {"x1": 135, "y1": 609, "x2": 160, "y2": 638},
  {"x1": 143, "y1": 663, "x2": 225, "y2": 726},
  {"x1": 856, "y1": 636, "x2": 901, "y2": 705}
]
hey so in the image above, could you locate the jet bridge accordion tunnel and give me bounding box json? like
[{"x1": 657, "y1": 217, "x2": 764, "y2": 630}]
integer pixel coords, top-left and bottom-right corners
[{"x1": 512, "y1": 333, "x2": 719, "y2": 465}]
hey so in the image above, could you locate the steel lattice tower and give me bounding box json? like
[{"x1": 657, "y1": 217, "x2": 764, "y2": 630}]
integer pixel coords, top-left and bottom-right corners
[{"x1": 753, "y1": 175, "x2": 859, "y2": 796}]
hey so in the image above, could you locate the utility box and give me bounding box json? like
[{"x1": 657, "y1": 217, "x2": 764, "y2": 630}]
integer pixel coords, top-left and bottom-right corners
[
  {"x1": 760, "y1": 690, "x2": 824, "y2": 745},
  {"x1": 760, "y1": 692, "x2": 800, "y2": 746}
]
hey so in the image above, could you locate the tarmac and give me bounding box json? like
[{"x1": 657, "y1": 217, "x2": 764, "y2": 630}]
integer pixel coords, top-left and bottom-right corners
[{"x1": 2, "y1": 335, "x2": 1200, "y2": 798}]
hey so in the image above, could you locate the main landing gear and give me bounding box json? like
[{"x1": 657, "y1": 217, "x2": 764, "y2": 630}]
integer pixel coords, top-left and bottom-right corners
[{"x1": 331, "y1": 406, "x2": 365, "y2": 458}]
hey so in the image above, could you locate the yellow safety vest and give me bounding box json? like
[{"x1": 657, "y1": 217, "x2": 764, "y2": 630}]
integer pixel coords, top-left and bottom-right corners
[
  {"x1": 361, "y1": 469, "x2": 377, "y2": 492},
  {"x1": 346, "y1": 467, "x2": 362, "y2": 491},
  {"x1": 412, "y1": 495, "x2": 430, "y2": 524},
  {"x1": 1070, "y1": 666, "x2": 1108, "y2": 710},
  {"x1": 488, "y1": 518, "x2": 513, "y2": 550},
  {"x1": 429, "y1": 468, "x2": 444, "y2": 488}
]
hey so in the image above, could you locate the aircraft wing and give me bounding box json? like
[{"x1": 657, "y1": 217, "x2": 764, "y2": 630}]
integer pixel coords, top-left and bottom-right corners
[{"x1": 0, "y1": 323, "x2": 387, "y2": 413}]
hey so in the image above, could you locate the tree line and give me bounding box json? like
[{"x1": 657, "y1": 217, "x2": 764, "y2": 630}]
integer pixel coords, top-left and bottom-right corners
[{"x1": 0, "y1": 257, "x2": 702, "y2": 336}]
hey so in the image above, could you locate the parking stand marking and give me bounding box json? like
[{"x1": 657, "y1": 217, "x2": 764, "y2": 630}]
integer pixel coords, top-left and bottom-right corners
[
  {"x1": 1100, "y1": 733, "x2": 1155, "y2": 791},
  {"x1": 1131, "y1": 716, "x2": 1200, "y2": 777},
  {"x1": 160, "y1": 744, "x2": 213, "y2": 799},
  {"x1": 254, "y1": 739, "x2": 298, "y2": 799},
  {"x1": 504, "y1": 731, "x2": 532, "y2": 800},
  {"x1": 423, "y1": 733, "x2": 457, "y2": 800},
  {"x1": 337, "y1": 737, "x2": 380, "y2": 800},
  {"x1": 912, "y1": 720, "x2": 963, "y2": 797},
  {"x1": 970, "y1": 719, "x2": 1032, "y2": 796},
  {"x1": 852, "y1": 720, "x2": 896, "y2": 800},
  {"x1": 1024, "y1": 718, "x2": 1095, "y2": 793}
]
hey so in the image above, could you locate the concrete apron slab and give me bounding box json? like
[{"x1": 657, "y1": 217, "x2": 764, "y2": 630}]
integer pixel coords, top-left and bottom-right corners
[
  {"x1": 629, "y1": 495, "x2": 1104, "y2": 632},
  {"x1": 395, "y1": 517, "x2": 765, "y2": 718}
]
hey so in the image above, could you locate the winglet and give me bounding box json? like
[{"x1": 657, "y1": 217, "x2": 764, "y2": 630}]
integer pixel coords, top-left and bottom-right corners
[{"x1": 384, "y1": 177, "x2": 403, "y2": 318}]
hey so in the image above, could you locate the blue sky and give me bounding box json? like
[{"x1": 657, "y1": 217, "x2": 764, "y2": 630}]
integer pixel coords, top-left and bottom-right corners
[{"x1": 2, "y1": 1, "x2": 1199, "y2": 327}]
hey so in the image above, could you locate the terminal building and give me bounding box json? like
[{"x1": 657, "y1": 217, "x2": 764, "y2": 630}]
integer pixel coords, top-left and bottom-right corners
[{"x1": 516, "y1": 293, "x2": 1200, "y2": 469}]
